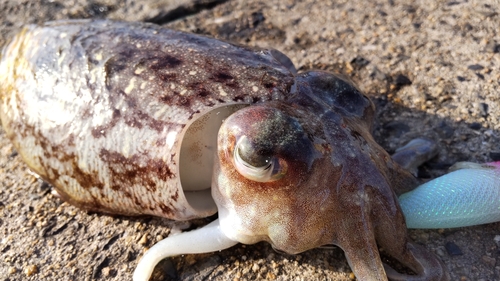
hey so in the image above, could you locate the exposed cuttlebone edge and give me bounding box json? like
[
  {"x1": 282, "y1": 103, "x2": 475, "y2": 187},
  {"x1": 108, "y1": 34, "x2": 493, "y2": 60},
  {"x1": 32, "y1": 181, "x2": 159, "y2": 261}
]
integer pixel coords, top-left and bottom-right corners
[
  {"x1": 133, "y1": 219, "x2": 238, "y2": 281},
  {"x1": 177, "y1": 103, "x2": 249, "y2": 216}
]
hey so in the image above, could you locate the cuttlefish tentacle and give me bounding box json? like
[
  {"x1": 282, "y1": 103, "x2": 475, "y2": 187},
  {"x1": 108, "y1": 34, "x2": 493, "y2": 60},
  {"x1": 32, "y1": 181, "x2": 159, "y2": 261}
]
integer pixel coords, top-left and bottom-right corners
[
  {"x1": 339, "y1": 222, "x2": 388, "y2": 280},
  {"x1": 133, "y1": 219, "x2": 237, "y2": 281},
  {"x1": 380, "y1": 222, "x2": 450, "y2": 281},
  {"x1": 383, "y1": 240, "x2": 449, "y2": 281}
]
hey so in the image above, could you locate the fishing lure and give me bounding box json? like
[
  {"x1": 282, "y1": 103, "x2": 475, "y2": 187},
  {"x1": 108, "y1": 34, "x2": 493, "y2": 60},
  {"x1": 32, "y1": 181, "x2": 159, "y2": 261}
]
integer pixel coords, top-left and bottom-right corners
[{"x1": 400, "y1": 161, "x2": 500, "y2": 229}]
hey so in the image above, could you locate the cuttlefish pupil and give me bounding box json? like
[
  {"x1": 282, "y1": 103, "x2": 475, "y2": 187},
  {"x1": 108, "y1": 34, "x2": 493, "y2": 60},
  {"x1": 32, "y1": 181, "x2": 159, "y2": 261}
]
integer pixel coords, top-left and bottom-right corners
[{"x1": 234, "y1": 135, "x2": 287, "y2": 182}]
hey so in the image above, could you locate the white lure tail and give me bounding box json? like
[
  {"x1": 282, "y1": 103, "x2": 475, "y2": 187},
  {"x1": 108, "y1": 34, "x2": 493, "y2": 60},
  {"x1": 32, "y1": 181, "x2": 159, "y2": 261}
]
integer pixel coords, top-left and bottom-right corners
[{"x1": 399, "y1": 161, "x2": 500, "y2": 229}]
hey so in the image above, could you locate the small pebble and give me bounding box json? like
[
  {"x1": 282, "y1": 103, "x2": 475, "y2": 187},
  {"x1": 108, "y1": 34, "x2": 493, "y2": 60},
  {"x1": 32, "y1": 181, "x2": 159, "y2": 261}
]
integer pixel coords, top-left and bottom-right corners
[
  {"x1": 38, "y1": 181, "x2": 51, "y2": 193},
  {"x1": 378, "y1": 10, "x2": 387, "y2": 16},
  {"x1": 482, "y1": 255, "x2": 496, "y2": 267},
  {"x1": 485, "y1": 130, "x2": 494, "y2": 137},
  {"x1": 266, "y1": 272, "x2": 276, "y2": 280},
  {"x1": 138, "y1": 234, "x2": 148, "y2": 245},
  {"x1": 445, "y1": 241, "x2": 463, "y2": 256},
  {"x1": 436, "y1": 248, "x2": 446, "y2": 257},
  {"x1": 467, "y1": 64, "x2": 484, "y2": 71},
  {"x1": 494, "y1": 235, "x2": 500, "y2": 247},
  {"x1": 479, "y1": 103, "x2": 489, "y2": 117},
  {"x1": 350, "y1": 56, "x2": 370, "y2": 69},
  {"x1": 24, "y1": 264, "x2": 38, "y2": 276},
  {"x1": 250, "y1": 12, "x2": 265, "y2": 27},
  {"x1": 102, "y1": 266, "x2": 111, "y2": 277},
  {"x1": 8, "y1": 150, "x2": 18, "y2": 158},
  {"x1": 370, "y1": 67, "x2": 387, "y2": 81},
  {"x1": 252, "y1": 263, "x2": 260, "y2": 272},
  {"x1": 469, "y1": 122, "x2": 482, "y2": 130},
  {"x1": 393, "y1": 74, "x2": 412, "y2": 87},
  {"x1": 435, "y1": 122, "x2": 455, "y2": 139},
  {"x1": 484, "y1": 41, "x2": 500, "y2": 53},
  {"x1": 490, "y1": 152, "x2": 500, "y2": 161},
  {"x1": 384, "y1": 121, "x2": 410, "y2": 137}
]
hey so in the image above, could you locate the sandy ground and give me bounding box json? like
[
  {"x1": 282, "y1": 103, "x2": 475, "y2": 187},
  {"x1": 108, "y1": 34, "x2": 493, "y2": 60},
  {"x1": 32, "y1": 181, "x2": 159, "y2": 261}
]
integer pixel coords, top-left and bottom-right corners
[{"x1": 1, "y1": 0, "x2": 499, "y2": 280}]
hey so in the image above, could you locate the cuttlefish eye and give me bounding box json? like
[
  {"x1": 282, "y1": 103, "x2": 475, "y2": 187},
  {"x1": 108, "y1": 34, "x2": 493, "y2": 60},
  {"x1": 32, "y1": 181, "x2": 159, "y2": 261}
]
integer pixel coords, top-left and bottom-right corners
[
  {"x1": 233, "y1": 135, "x2": 287, "y2": 182},
  {"x1": 219, "y1": 104, "x2": 315, "y2": 185}
]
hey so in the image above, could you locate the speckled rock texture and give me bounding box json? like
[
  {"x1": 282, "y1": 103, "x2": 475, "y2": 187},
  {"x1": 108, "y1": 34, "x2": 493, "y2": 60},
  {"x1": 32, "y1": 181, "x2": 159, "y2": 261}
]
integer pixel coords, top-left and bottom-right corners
[{"x1": 0, "y1": 0, "x2": 499, "y2": 280}]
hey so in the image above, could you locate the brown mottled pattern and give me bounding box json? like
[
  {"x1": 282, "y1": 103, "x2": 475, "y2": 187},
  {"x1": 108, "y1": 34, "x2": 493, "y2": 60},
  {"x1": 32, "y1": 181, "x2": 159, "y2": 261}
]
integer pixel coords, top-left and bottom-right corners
[{"x1": 0, "y1": 19, "x2": 295, "y2": 220}]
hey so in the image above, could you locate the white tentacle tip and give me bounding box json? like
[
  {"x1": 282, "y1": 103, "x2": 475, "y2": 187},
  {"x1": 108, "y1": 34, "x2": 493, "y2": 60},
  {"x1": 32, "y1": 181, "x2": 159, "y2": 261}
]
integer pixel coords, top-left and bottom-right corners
[{"x1": 132, "y1": 219, "x2": 238, "y2": 281}]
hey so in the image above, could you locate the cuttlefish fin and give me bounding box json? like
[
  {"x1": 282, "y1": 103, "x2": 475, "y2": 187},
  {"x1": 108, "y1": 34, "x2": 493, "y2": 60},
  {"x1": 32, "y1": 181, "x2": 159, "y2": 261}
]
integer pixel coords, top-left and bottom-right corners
[{"x1": 133, "y1": 219, "x2": 237, "y2": 281}]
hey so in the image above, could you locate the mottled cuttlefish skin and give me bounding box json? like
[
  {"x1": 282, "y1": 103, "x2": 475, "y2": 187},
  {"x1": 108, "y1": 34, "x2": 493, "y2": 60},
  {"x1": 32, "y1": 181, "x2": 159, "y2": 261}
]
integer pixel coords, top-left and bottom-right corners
[
  {"x1": 0, "y1": 20, "x2": 449, "y2": 281},
  {"x1": 0, "y1": 20, "x2": 294, "y2": 220}
]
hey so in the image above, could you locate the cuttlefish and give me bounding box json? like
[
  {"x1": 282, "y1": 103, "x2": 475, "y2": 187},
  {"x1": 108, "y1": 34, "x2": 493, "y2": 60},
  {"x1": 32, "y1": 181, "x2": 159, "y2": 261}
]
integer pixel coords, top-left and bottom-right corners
[{"x1": 1, "y1": 20, "x2": 499, "y2": 281}]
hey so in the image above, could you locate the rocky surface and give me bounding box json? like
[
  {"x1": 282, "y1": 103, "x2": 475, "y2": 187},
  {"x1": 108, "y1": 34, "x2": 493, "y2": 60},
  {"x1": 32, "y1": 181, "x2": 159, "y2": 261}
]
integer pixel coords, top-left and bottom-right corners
[{"x1": 0, "y1": 0, "x2": 499, "y2": 280}]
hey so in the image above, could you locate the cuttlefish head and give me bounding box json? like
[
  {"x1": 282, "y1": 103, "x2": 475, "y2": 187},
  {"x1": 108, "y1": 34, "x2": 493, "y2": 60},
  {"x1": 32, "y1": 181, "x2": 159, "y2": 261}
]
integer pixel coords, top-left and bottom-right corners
[
  {"x1": 211, "y1": 71, "x2": 379, "y2": 254},
  {"x1": 213, "y1": 102, "x2": 335, "y2": 254}
]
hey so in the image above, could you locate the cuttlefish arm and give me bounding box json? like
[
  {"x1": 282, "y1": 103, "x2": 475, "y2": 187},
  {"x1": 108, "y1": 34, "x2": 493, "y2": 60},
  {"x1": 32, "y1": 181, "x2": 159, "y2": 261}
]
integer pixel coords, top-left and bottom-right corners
[
  {"x1": 399, "y1": 161, "x2": 500, "y2": 229},
  {"x1": 133, "y1": 219, "x2": 237, "y2": 281}
]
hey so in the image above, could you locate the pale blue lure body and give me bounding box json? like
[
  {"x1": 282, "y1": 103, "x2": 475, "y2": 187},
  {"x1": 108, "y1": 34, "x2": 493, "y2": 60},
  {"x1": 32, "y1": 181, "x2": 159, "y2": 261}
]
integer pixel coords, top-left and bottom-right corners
[{"x1": 399, "y1": 162, "x2": 500, "y2": 229}]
